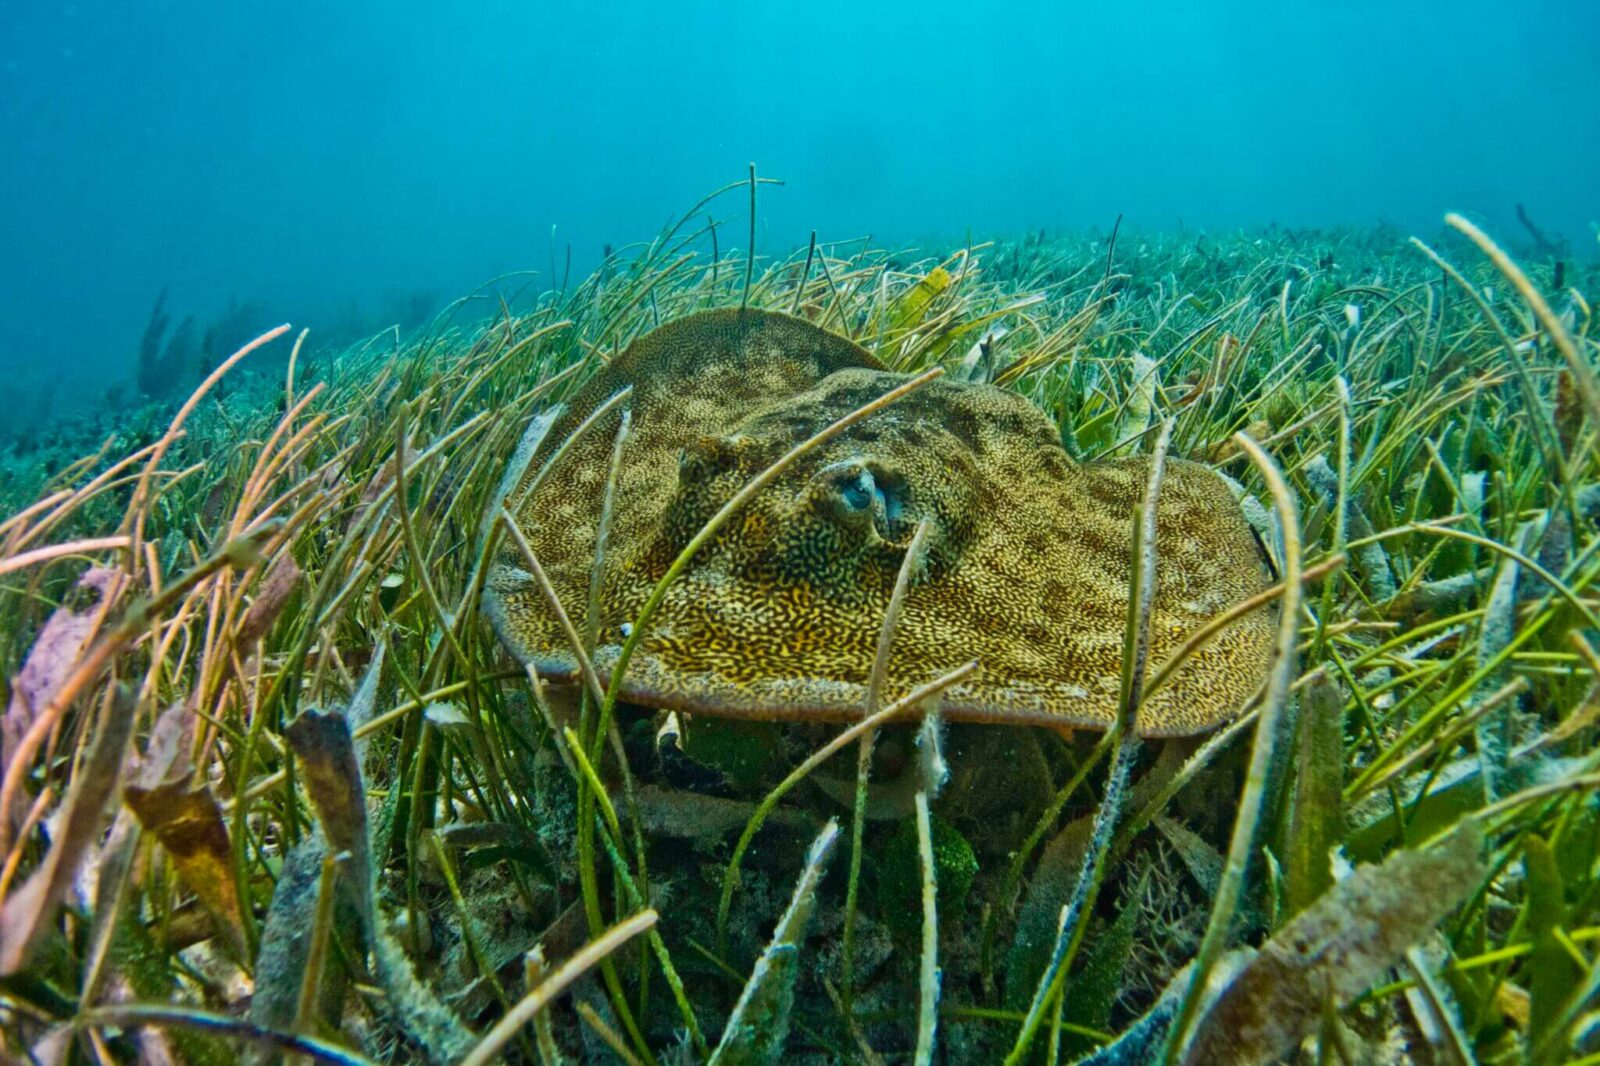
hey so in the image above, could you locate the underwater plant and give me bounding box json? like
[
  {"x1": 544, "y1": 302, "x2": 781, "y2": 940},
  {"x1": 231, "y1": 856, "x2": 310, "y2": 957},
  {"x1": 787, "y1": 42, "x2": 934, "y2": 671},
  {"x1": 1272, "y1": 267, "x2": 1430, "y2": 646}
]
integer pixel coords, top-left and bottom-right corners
[{"x1": 0, "y1": 182, "x2": 1597, "y2": 1065}]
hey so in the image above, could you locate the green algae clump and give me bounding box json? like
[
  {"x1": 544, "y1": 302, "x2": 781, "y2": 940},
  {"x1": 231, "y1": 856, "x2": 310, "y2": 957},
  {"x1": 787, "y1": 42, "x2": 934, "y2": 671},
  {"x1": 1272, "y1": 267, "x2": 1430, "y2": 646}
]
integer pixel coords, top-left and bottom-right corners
[{"x1": 876, "y1": 812, "x2": 979, "y2": 945}]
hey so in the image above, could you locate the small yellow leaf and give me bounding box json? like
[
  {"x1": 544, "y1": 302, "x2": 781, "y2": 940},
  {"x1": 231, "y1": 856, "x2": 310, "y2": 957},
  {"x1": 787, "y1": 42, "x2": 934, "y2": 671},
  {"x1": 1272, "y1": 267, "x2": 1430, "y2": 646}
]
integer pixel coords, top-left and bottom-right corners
[
  {"x1": 1495, "y1": 980, "x2": 1531, "y2": 1030},
  {"x1": 890, "y1": 267, "x2": 952, "y2": 334}
]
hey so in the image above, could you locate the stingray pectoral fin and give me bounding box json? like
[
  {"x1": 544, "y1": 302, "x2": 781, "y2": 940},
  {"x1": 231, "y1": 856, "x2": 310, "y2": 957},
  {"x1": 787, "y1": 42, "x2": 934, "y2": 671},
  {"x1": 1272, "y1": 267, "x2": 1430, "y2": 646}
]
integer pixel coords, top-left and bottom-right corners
[{"x1": 1067, "y1": 457, "x2": 1276, "y2": 735}]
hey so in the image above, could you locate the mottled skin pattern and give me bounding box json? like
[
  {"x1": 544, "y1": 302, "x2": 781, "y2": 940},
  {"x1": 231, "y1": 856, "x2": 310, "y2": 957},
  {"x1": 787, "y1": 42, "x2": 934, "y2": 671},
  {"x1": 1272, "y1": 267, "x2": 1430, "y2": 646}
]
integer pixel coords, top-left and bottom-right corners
[{"x1": 485, "y1": 309, "x2": 1274, "y2": 736}]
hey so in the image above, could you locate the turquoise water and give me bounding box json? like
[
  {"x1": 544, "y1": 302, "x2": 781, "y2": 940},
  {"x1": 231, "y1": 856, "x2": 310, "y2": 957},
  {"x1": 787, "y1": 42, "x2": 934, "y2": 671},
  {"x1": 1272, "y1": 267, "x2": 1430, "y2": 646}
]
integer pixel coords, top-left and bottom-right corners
[{"x1": 1, "y1": 0, "x2": 1595, "y2": 415}]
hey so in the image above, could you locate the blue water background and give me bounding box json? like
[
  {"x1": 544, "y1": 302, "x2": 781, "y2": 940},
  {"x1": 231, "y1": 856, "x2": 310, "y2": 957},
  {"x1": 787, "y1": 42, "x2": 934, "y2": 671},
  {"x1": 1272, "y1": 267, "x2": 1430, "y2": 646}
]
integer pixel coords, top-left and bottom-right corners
[{"x1": 1, "y1": 1, "x2": 1596, "y2": 412}]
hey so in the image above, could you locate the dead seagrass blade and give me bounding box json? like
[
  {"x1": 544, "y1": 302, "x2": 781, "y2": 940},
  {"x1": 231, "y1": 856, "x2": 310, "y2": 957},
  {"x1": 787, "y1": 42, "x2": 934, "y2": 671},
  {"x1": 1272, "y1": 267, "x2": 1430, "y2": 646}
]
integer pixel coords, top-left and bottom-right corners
[{"x1": 486, "y1": 308, "x2": 1273, "y2": 736}]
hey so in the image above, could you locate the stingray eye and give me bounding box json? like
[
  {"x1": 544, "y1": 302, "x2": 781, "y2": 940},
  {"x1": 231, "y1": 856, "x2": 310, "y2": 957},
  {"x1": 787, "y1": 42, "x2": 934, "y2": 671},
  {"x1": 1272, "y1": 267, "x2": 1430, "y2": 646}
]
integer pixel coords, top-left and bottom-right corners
[
  {"x1": 838, "y1": 469, "x2": 875, "y2": 512},
  {"x1": 815, "y1": 463, "x2": 876, "y2": 528},
  {"x1": 814, "y1": 461, "x2": 911, "y2": 541}
]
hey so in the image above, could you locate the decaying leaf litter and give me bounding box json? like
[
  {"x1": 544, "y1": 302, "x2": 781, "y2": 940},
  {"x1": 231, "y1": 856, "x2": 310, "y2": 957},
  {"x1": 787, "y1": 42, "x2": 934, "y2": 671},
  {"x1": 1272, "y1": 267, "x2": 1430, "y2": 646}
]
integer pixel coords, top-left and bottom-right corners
[{"x1": 1, "y1": 181, "x2": 1598, "y2": 1065}]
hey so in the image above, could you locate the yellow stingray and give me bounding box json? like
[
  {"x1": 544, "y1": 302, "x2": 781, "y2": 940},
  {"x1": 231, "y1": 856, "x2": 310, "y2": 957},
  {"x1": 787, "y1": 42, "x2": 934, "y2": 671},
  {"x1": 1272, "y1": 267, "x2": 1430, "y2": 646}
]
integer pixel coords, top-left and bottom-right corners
[{"x1": 485, "y1": 309, "x2": 1273, "y2": 736}]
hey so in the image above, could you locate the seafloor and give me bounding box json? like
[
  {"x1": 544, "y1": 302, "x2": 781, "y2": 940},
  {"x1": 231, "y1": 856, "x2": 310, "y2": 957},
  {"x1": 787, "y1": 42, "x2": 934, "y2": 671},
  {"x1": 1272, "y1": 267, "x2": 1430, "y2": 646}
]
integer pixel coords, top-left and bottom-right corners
[{"x1": 1, "y1": 211, "x2": 1597, "y2": 1065}]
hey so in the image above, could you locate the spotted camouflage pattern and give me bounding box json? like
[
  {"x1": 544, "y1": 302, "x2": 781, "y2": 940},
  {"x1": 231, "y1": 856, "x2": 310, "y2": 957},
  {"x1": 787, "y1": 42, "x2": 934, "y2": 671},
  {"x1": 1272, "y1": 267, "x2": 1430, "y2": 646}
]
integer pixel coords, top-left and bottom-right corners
[{"x1": 484, "y1": 308, "x2": 1273, "y2": 736}]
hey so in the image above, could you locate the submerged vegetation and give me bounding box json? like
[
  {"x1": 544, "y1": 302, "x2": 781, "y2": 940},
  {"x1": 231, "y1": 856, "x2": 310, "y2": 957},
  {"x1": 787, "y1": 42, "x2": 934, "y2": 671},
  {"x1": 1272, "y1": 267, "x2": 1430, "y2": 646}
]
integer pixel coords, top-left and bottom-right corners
[{"x1": 1, "y1": 183, "x2": 1597, "y2": 1064}]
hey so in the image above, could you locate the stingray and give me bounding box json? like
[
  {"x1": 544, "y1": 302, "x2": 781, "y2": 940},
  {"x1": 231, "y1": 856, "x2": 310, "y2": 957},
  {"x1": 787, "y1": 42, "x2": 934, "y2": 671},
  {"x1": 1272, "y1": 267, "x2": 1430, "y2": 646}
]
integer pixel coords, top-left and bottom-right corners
[{"x1": 485, "y1": 309, "x2": 1274, "y2": 737}]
